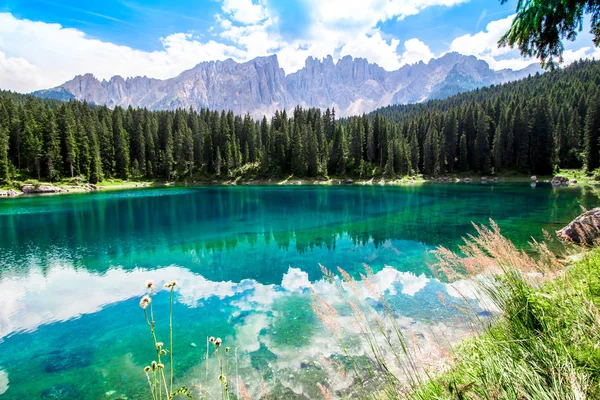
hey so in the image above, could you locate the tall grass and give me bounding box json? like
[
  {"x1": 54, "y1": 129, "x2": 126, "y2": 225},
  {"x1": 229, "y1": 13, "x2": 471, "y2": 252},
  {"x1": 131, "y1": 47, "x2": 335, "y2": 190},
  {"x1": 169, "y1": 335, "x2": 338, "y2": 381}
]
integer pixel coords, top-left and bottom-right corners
[{"x1": 312, "y1": 220, "x2": 600, "y2": 399}]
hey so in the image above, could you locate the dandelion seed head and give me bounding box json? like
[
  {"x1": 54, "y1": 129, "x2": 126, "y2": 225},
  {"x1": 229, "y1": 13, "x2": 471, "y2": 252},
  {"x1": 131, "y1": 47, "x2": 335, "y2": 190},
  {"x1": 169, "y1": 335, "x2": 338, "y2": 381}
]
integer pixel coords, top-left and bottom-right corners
[
  {"x1": 160, "y1": 349, "x2": 167, "y2": 355},
  {"x1": 209, "y1": 336, "x2": 215, "y2": 343},
  {"x1": 157, "y1": 363, "x2": 164, "y2": 369},
  {"x1": 156, "y1": 342, "x2": 164, "y2": 349},
  {"x1": 143, "y1": 366, "x2": 151, "y2": 373},
  {"x1": 215, "y1": 338, "x2": 222, "y2": 346},
  {"x1": 145, "y1": 280, "x2": 154, "y2": 289},
  {"x1": 139, "y1": 295, "x2": 151, "y2": 309}
]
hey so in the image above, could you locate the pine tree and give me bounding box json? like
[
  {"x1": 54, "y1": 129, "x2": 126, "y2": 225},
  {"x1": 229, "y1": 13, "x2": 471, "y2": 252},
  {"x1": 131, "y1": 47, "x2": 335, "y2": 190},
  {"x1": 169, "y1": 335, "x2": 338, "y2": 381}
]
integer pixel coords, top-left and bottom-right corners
[
  {"x1": 408, "y1": 124, "x2": 419, "y2": 174},
  {"x1": 492, "y1": 125, "x2": 505, "y2": 173},
  {"x1": 306, "y1": 125, "x2": 319, "y2": 177},
  {"x1": 475, "y1": 112, "x2": 490, "y2": 173},
  {"x1": 41, "y1": 108, "x2": 61, "y2": 180},
  {"x1": 215, "y1": 146, "x2": 222, "y2": 176},
  {"x1": 291, "y1": 124, "x2": 306, "y2": 176},
  {"x1": 328, "y1": 125, "x2": 348, "y2": 174},
  {"x1": 0, "y1": 125, "x2": 10, "y2": 182},
  {"x1": 584, "y1": 94, "x2": 600, "y2": 172},
  {"x1": 459, "y1": 133, "x2": 468, "y2": 171},
  {"x1": 350, "y1": 119, "x2": 364, "y2": 168},
  {"x1": 57, "y1": 105, "x2": 77, "y2": 178},
  {"x1": 423, "y1": 130, "x2": 434, "y2": 175},
  {"x1": 112, "y1": 108, "x2": 130, "y2": 179},
  {"x1": 88, "y1": 119, "x2": 103, "y2": 184},
  {"x1": 385, "y1": 139, "x2": 395, "y2": 176}
]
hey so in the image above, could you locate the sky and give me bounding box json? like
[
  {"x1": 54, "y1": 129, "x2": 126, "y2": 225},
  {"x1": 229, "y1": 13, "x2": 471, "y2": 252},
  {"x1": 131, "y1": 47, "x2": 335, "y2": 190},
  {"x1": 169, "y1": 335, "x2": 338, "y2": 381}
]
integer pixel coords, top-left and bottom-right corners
[{"x1": 1, "y1": 0, "x2": 599, "y2": 93}]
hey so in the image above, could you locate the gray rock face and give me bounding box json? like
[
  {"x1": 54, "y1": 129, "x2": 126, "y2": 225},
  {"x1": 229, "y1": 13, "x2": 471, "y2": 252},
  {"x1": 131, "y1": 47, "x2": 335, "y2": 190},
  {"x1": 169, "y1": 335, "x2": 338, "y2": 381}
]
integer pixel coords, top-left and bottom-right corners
[
  {"x1": 35, "y1": 53, "x2": 540, "y2": 117},
  {"x1": 556, "y1": 208, "x2": 600, "y2": 245}
]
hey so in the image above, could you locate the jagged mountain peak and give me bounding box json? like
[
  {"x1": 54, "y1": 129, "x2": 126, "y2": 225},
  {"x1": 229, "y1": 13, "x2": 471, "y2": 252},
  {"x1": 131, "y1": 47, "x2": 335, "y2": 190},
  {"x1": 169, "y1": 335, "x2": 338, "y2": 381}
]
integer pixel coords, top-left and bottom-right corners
[{"x1": 35, "y1": 53, "x2": 541, "y2": 117}]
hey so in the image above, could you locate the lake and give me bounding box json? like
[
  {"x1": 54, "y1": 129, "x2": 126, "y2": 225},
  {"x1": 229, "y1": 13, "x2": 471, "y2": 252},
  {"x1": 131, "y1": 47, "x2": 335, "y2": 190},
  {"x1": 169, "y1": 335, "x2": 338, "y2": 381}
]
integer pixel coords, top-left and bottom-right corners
[{"x1": 0, "y1": 183, "x2": 596, "y2": 399}]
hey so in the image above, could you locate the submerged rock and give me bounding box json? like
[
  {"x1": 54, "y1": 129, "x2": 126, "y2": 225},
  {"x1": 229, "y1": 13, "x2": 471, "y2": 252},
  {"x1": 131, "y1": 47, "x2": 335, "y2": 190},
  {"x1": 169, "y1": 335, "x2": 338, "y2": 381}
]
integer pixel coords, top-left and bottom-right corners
[
  {"x1": 41, "y1": 384, "x2": 83, "y2": 400},
  {"x1": 41, "y1": 348, "x2": 93, "y2": 373},
  {"x1": 556, "y1": 207, "x2": 600, "y2": 245}
]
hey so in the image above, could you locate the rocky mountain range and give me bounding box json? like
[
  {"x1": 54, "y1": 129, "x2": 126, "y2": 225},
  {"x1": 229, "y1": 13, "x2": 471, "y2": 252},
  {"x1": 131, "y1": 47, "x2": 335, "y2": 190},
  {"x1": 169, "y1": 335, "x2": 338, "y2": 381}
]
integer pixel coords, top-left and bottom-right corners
[{"x1": 34, "y1": 52, "x2": 541, "y2": 117}]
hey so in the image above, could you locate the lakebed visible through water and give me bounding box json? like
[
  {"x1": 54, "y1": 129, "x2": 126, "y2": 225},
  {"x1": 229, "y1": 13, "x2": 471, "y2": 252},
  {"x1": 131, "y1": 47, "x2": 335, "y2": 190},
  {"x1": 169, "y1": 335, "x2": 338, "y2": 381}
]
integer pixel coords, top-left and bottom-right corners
[{"x1": 0, "y1": 183, "x2": 597, "y2": 399}]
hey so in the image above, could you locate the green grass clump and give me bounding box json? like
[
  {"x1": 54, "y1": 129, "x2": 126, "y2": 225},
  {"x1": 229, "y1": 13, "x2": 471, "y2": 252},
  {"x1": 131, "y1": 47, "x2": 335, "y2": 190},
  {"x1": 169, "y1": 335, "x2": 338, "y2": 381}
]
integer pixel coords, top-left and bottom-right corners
[{"x1": 413, "y1": 243, "x2": 600, "y2": 399}]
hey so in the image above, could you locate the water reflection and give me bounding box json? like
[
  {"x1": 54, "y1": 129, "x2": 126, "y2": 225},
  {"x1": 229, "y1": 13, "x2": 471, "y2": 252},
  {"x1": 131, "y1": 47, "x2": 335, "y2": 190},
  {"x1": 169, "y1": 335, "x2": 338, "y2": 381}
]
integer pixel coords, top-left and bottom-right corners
[
  {"x1": 0, "y1": 258, "x2": 486, "y2": 399},
  {"x1": 0, "y1": 184, "x2": 594, "y2": 281},
  {"x1": 0, "y1": 184, "x2": 596, "y2": 399}
]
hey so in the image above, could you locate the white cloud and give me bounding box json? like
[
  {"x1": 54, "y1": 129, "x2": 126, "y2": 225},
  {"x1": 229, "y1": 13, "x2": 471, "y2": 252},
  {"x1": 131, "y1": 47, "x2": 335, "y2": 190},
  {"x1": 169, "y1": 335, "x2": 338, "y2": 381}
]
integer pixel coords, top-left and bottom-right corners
[
  {"x1": 0, "y1": 370, "x2": 7, "y2": 396},
  {"x1": 221, "y1": 0, "x2": 266, "y2": 25},
  {"x1": 340, "y1": 32, "x2": 402, "y2": 70},
  {"x1": 450, "y1": 15, "x2": 515, "y2": 57},
  {"x1": 0, "y1": 12, "x2": 243, "y2": 92},
  {"x1": 0, "y1": 51, "x2": 41, "y2": 91},
  {"x1": 400, "y1": 38, "x2": 435, "y2": 66},
  {"x1": 562, "y1": 46, "x2": 600, "y2": 64},
  {"x1": 3, "y1": 0, "x2": 598, "y2": 93}
]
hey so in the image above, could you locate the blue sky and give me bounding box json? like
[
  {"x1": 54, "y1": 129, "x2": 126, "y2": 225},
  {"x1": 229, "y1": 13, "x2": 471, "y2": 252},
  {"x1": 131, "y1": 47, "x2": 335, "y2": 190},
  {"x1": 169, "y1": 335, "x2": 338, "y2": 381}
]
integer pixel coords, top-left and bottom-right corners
[{"x1": 0, "y1": 0, "x2": 598, "y2": 93}]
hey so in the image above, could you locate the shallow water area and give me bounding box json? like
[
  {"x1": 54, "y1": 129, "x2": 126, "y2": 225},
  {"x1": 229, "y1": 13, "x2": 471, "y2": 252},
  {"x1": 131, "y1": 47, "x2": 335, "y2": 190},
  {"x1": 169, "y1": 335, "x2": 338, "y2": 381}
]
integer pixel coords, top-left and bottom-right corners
[{"x1": 0, "y1": 183, "x2": 596, "y2": 399}]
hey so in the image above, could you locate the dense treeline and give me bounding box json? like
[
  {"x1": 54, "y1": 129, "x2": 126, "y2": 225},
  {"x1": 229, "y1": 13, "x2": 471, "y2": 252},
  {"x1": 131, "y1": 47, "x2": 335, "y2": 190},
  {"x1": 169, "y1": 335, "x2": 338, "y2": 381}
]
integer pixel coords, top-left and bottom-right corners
[{"x1": 1, "y1": 59, "x2": 600, "y2": 184}]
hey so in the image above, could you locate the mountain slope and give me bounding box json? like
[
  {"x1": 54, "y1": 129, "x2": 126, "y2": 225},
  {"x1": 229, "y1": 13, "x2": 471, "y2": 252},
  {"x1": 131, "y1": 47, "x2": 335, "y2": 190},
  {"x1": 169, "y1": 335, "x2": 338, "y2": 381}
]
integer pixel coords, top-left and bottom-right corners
[{"x1": 34, "y1": 52, "x2": 540, "y2": 117}]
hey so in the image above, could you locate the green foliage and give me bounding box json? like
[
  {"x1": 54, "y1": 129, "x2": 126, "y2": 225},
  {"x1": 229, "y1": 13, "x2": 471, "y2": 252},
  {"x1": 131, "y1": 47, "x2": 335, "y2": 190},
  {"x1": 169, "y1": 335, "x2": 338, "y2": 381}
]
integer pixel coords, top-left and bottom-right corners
[
  {"x1": 499, "y1": 0, "x2": 600, "y2": 69},
  {"x1": 1, "y1": 60, "x2": 600, "y2": 183}
]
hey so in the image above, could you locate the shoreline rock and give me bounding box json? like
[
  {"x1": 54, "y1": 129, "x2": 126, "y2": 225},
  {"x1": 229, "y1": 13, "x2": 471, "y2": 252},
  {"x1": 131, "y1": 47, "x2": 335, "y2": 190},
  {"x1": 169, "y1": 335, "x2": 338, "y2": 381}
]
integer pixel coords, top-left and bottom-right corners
[
  {"x1": 556, "y1": 207, "x2": 600, "y2": 245},
  {"x1": 551, "y1": 175, "x2": 570, "y2": 186},
  {"x1": 21, "y1": 184, "x2": 63, "y2": 194}
]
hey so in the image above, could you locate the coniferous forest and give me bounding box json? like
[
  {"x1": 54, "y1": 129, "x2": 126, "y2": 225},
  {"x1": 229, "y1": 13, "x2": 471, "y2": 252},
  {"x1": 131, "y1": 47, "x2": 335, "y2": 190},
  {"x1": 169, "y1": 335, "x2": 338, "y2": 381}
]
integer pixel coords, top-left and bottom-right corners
[{"x1": 1, "y1": 59, "x2": 600, "y2": 185}]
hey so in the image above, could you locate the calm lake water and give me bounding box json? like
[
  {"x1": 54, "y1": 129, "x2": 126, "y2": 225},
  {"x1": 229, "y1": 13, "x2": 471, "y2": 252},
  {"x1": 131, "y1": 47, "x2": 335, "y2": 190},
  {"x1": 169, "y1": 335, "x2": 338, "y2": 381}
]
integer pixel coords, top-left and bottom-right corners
[{"x1": 0, "y1": 183, "x2": 597, "y2": 399}]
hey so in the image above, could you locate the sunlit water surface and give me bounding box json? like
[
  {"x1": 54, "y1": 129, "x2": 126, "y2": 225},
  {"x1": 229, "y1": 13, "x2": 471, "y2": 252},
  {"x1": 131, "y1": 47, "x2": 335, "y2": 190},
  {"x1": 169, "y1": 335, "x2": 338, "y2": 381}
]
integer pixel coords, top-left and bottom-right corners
[{"x1": 0, "y1": 183, "x2": 596, "y2": 399}]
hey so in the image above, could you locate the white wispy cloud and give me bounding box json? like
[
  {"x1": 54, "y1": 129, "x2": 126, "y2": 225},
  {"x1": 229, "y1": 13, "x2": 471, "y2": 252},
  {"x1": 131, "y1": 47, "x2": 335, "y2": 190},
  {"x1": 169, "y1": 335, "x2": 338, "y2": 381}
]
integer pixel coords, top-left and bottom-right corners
[{"x1": 0, "y1": 0, "x2": 597, "y2": 93}]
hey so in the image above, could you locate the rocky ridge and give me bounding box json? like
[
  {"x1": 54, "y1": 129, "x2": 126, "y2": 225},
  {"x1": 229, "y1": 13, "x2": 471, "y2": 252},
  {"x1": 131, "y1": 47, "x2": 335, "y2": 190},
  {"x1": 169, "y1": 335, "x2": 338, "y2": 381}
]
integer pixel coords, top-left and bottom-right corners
[{"x1": 35, "y1": 53, "x2": 541, "y2": 117}]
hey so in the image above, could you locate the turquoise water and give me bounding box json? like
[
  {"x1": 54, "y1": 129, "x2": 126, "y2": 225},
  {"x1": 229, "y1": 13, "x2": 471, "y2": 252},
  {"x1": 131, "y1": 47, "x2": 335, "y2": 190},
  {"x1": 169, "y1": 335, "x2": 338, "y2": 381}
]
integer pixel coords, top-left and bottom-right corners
[{"x1": 0, "y1": 183, "x2": 596, "y2": 399}]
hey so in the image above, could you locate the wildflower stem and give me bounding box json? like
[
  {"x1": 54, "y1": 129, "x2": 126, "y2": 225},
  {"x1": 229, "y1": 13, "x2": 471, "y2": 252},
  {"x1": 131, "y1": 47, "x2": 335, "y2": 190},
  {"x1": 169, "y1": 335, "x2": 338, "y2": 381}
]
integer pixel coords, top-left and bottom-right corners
[{"x1": 169, "y1": 286, "x2": 174, "y2": 394}]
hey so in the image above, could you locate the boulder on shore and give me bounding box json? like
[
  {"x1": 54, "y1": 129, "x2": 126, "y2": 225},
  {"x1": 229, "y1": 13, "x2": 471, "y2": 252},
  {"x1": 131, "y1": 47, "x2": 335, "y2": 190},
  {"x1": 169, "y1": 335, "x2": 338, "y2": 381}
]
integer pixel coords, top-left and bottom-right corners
[
  {"x1": 21, "y1": 184, "x2": 62, "y2": 194},
  {"x1": 551, "y1": 176, "x2": 570, "y2": 186},
  {"x1": 556, "y1": 207, "x2": 600, "y2": 245},
  {"x1": 7, "y1": 189, "x2": 18, "y2": 197}
]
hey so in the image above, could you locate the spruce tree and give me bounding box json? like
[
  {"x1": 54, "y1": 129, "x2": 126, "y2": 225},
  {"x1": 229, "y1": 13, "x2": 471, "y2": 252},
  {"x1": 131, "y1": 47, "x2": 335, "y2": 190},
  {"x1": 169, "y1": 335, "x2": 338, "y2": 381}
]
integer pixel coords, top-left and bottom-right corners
[
  {"x1": 475, "y1": 112, "x2": 490, "y2": 173},
  {"x1": 584, "y1": 94, "x2": 600, "y2": 172},
  {"x1": 112, "y1": 108, "x2": 130, "y2": 179},
  {"x1": 0, "y1": 125, "x2": 10, "y2": 182}
]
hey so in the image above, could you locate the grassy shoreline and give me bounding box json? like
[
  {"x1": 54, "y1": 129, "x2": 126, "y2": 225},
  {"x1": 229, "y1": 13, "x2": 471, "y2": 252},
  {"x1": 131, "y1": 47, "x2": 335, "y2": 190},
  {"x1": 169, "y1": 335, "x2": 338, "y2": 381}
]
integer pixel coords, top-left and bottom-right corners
[
  {"x1": 1, "y1": 169, "x2": 597, "y2": 198},
  {"x1": 407, "y1": 242, "x2": 600, "y2": 399}
]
